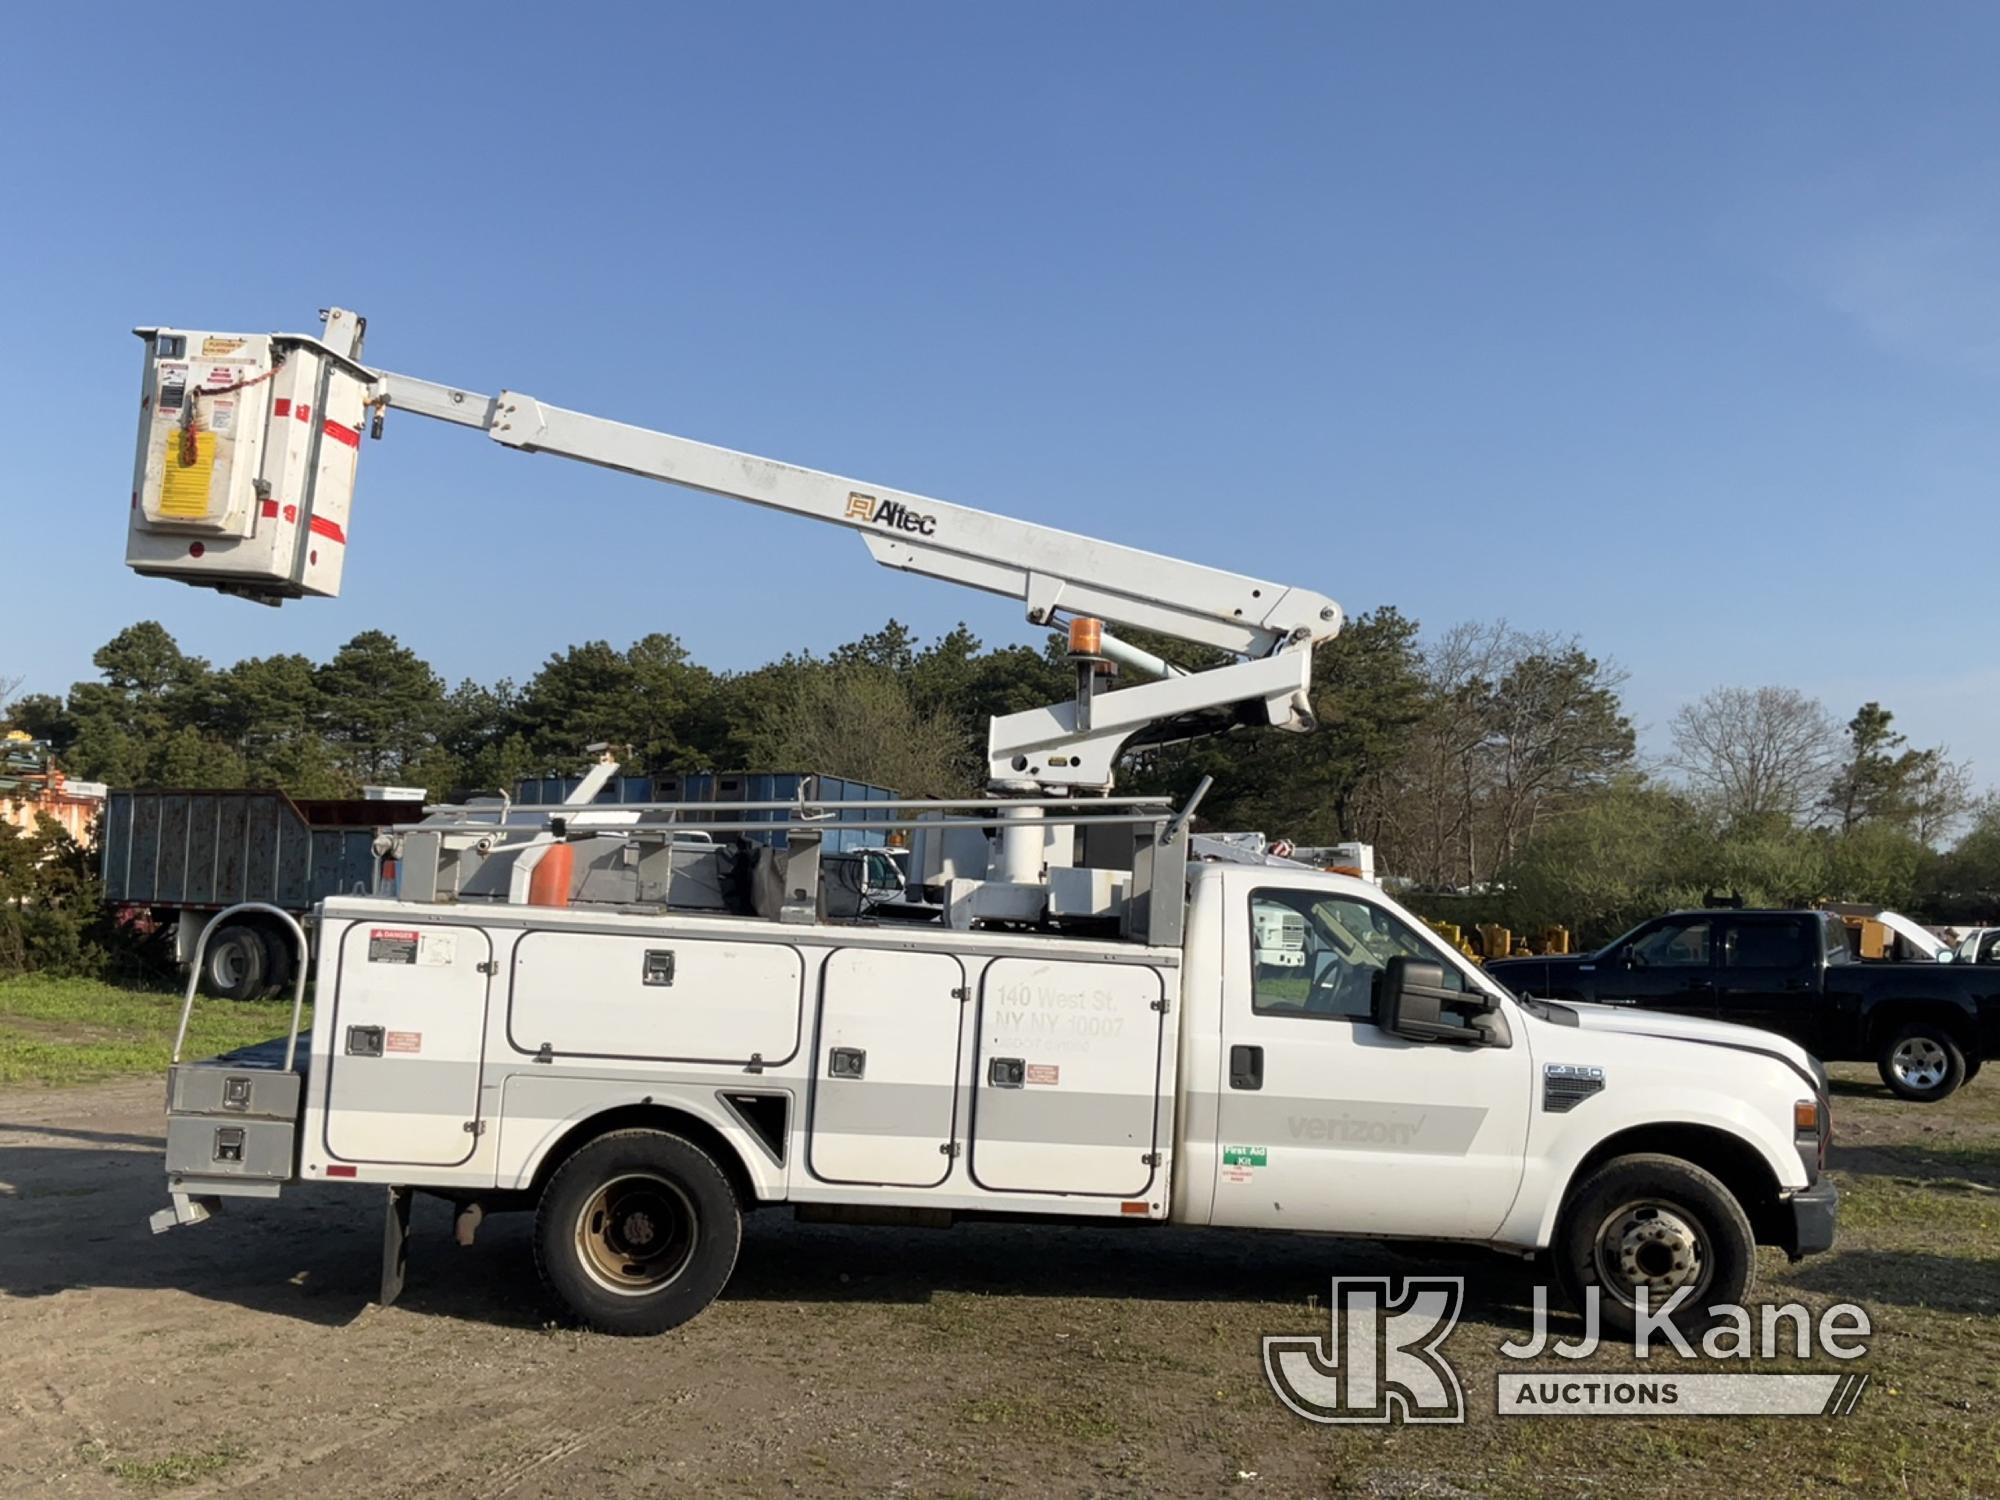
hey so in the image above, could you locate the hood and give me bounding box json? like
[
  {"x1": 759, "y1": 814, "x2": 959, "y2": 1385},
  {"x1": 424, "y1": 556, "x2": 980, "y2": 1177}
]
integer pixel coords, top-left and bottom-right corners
[
  {"x1": 1874, "y1": 910, "x2": 1946, "y2": 961},
  {"x1": 1557, "y1": 1000, "x2": 1826, "y2": 1092}
]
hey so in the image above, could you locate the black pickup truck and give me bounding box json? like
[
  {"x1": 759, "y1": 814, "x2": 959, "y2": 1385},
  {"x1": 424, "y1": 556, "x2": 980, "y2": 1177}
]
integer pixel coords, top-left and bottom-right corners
[{"x1": 1488, "y1": 909, "x2": 2000, "y2": 1103}]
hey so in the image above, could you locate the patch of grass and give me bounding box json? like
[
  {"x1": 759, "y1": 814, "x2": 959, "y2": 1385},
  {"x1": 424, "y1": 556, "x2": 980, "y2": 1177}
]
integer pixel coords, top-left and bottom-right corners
[
  {"x1": 76, "y1": 1439, "x2": 247, "y2": 1489},
  {"x1": 0, "y1": 975, "x2": 308, "y2": 1087},
  {"x1": 959, "y1": 1392, "x2": 1127, "y2": 1442}
]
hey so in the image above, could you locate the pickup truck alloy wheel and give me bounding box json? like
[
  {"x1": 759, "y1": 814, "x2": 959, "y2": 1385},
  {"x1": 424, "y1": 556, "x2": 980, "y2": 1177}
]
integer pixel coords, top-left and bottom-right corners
[
  {"x1": 1878, "y1": 1025, "x2": 1967, "y2": 1103},
  {"x1": 534, "y1": 1129, "x2": 743, "y2": 1336},
  {"x1": 1555, "y1": 1153, "x2": 1755, "y2": 1339}
]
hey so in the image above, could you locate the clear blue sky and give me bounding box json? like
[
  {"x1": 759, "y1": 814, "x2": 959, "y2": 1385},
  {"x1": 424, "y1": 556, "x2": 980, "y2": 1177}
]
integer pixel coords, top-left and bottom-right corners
[{"x1": 4, "y1": 5, "x2": 1995, "y2": 783}]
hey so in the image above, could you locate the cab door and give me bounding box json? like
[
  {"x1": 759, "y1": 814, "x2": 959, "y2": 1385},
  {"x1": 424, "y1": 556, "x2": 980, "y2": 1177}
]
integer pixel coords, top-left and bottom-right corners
[
  {"x1": 1210, "y1": 880, "x2": 1531, "y2": 1241},
  {"x1": 1590, "y1": 916, "x2": 1718, "y2": 1018},
  {"x1": 1715, "y1": 914, "x2": 1823, "y2": 1052}
]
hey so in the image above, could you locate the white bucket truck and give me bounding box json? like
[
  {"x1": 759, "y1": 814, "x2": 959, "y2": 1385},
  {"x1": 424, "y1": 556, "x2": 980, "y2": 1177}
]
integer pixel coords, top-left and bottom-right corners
[{"x1": 136, "y1": 311, "x2": 1836, "y2": 1337}]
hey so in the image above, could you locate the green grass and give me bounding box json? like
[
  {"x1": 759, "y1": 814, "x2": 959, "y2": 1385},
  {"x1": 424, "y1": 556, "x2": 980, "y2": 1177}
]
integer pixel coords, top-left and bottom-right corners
[
  {"x1": 76, "y1": 1439, "x2": 247, "y2": 1490},
  {"x1": 0, "y1": 975, "x2": 309, "y2": 1087}
]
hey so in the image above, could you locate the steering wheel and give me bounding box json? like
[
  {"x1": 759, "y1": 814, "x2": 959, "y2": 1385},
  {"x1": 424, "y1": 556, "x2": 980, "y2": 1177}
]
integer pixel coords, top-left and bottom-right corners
[{"x1": 1305, "y1": 958, "x2": 1371, "y2": 1017}]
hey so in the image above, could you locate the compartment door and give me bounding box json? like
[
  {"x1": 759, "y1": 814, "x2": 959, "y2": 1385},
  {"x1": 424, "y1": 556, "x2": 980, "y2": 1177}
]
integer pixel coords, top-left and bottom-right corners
[
  {"x1": 808, "y1": 949, "x2": 966, "y2": 1187},
  {"x1": 970, "y1": 959, "x2": 1165, "y2": 1197},
  {"x1": 326, "y1": 922, "x2": 491, "y2": 1166}
]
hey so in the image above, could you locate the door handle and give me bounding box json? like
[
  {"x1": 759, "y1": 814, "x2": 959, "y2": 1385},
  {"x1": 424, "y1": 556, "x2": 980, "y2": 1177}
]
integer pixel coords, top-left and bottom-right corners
[
  {"x1": 1229, "y1": 1044, "x2": 1264, "y2": 1091},
  {"x1": 828, "y1": 1046, "x2": 866, "y2": 1079}
]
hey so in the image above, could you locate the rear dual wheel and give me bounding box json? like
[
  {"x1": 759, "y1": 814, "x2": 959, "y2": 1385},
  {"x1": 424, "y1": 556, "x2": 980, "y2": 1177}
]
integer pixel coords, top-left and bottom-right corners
[
  {"x1": 199, "y1": 923, "x2": 297, "y2": 1002},
  {"x1": 201, "y1": 925, "x2": 267, "y2": 1002},
  {"x1": 534, "y1": 1129, "x2": 742, "y2": 1335}
]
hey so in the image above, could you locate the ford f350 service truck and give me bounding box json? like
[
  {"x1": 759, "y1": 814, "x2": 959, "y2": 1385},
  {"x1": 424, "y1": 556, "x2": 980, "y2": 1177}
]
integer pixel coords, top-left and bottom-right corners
[{"x1": 133, "y1": 310, "x2": 1836, "y2": 1337}]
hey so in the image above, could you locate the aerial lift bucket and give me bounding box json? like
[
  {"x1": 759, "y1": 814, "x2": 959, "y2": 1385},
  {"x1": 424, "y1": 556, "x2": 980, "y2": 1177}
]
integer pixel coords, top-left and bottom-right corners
[{"x1": 125, "y1": 309, "x2": 372, "y2": 604}]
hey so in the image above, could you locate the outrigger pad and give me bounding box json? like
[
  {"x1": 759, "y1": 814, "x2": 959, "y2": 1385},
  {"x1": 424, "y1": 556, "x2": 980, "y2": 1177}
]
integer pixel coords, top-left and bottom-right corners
[{"x1": 380, "y1": 1185, "x2": 412, "y2": 1306}]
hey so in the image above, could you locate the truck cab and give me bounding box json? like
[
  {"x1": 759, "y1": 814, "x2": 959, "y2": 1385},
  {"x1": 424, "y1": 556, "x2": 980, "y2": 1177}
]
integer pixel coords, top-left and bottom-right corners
[{"x1": 1178, "y1": 867, "x2": 1832, "y2": 1328}]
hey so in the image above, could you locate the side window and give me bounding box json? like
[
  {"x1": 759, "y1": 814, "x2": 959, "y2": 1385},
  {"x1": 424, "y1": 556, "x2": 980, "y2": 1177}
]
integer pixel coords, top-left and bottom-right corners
[
  {"x1": 1826, "y1": 918, "x2": 1854, "y2": 965},
  {"x1": 1250, "y1": 889, "x2": 1463, "y2": 1023},
  {"x1": 1724, "y1": 918, "x2": 1811, "y2": 969},
  {"x1": 1628, "y1": 918, "x2": 1711, "y2": 968}
]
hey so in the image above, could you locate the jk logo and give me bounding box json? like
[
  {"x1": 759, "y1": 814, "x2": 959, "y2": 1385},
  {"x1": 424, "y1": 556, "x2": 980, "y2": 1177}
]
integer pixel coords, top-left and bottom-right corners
[{"x1": 1263, "y1": 1277, "x2": 1466, "y2": 1425}]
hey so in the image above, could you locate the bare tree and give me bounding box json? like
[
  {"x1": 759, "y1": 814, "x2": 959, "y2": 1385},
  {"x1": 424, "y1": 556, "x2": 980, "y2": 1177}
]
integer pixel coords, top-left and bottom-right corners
[
  {"x1": 1667, "y1": 685, "x2": 1841, "y2": 825},
  {"x1": 1908, "y1": 748, "x2": 1977, "y2": 847},
  {"x1": 1379, "y1": 622, "x2": 1510, "y2": 887},
  {"x1": 1376, "y1": 624, "x2": 1633, "y2": 887}
]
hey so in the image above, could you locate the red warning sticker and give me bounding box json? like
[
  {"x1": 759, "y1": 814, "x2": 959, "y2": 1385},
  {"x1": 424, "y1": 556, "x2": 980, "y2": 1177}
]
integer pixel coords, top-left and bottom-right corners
[
  {"x1": 1025, "y1": 1063, "x2": 1060, "y2": 1086},
  {"x1": 385, "y1": 1031, "x2": 422, "y2": 1054}
]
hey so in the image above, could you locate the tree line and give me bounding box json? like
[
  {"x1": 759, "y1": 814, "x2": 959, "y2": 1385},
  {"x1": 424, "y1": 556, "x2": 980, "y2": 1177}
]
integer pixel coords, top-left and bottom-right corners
[{"x1": 5, "y1": 612, "x2": 1997, "y2": 960}]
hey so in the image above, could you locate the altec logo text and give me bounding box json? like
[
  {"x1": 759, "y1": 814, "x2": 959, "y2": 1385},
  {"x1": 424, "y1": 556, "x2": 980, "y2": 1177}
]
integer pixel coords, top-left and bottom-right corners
[{"x1": 845, "y1": 490, "x2": 938, "y2": 535}]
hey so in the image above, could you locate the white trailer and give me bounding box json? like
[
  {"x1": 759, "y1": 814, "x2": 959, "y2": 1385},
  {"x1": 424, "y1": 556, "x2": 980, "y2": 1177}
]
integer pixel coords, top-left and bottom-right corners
[{"x1": 137, "y1": 311, "x2": 1837, "y2": 1337}]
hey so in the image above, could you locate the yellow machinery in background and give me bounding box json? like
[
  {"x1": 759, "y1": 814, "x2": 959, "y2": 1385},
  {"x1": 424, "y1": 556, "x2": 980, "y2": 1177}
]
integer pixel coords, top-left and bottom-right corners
[{"x1": 1423, "y1": 920, "x2": 1571, "y2": 963}]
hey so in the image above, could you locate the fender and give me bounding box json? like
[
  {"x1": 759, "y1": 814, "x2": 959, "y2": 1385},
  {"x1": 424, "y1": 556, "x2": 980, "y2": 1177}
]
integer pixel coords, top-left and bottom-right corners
[
  {"x1": 1495, "y1": 1079, "x2": 1806, "y2": 1252},
  {"x1": 494, "y1": 1071, "x2": 792, "y2": 1204}
]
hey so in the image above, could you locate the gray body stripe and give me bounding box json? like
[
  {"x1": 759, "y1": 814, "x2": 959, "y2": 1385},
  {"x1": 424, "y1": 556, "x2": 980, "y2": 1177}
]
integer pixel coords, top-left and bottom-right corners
[{"x1": 299, "y1": 1059, "x2": 1487, "y2": 1156}]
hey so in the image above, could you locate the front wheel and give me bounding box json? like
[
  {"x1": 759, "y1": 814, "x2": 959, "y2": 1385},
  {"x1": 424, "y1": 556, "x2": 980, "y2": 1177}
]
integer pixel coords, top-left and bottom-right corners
[
  {"x1": 1554, "y1": 1153, "x2": 1756, "y2": 1340},
  {"x1": 1878, "y1": 1024, "x2": 1967, "y2": 1103},
  {"x1": 534, "y1": 1129, "x2": 742, "y2": 1335}
]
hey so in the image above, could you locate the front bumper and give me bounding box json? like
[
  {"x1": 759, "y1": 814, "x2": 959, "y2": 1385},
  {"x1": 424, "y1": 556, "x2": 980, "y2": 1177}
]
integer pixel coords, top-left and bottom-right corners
[{"x1": 1780, "y1": 1177, "x2": 1839, "y2": 1260}]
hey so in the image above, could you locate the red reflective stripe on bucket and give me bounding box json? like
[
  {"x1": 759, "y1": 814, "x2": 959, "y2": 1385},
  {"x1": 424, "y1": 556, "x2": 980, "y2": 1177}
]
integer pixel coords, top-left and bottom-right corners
[
  {"x1": 309, "y1": 515, "x2": 347, "y2": 544},
  {"x1": 323, "y1": 418, "x2": 360, "y2": 448},
  {"x1": 272, "y1": 398, "x2": 291, "y2": 417}
]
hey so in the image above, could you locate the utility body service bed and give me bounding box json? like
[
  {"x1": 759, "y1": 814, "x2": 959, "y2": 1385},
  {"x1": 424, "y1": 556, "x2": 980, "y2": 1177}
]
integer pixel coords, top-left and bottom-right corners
[{"x1": 302, "y1": 895, "x2": 1179, "y2": 1216}]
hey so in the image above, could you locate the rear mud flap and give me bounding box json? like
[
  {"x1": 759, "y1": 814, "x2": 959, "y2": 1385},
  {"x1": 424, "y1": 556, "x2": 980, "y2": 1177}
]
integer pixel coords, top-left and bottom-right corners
[{"x1": 380, "y1": 1185, "x2": 413, "y2": 1307}]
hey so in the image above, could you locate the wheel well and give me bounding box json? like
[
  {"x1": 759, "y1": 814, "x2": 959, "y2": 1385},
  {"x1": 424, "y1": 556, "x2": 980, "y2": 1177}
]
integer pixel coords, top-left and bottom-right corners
[
  {"x1": 1568, "y1": 1124, "x2": 1789, "y2": 1247},
  {"x1": 1865, "y1": 1005, "x2": 1973, "y2": 1056},
  {"x1": 524, "y1": 1102, "x2": 763, "y2": 1211}
]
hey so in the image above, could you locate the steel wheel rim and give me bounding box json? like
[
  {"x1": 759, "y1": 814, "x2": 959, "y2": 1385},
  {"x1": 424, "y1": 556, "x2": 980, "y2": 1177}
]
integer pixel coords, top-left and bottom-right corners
[
  {"x1": 1893, "y1": 1037, "x2": 1948, "y2": 1090},
  {"x1": 213, "y1": 941, "x2": 245, "y2": 988},
  {"x1": 574, "y1": 1172, "x2": 698, "y2": 1297},
  {"x1": 1591, "y1": 1199, "x2": 1711, "y2": 1312}
]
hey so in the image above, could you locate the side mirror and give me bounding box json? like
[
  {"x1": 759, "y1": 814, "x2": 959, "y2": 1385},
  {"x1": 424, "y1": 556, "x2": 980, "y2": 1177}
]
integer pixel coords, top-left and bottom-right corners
[{"x1": 1380, "y1": 956, "x2": 1486, "y2": 1045}]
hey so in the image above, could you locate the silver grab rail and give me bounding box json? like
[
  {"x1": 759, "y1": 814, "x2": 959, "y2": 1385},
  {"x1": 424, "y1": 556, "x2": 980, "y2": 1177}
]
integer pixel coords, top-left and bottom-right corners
[{"x1": 170, "y1": 903, "x2": 312, "y2": 1072}]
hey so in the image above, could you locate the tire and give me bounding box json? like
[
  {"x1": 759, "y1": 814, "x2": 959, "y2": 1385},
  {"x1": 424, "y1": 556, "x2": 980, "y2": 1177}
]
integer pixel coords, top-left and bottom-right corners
[
  {"x1": 1554, "y1": 1153, "x2": 1756, "y2": 1341},
  {"x1": 1877, "y1": 1024, "x2": 1967, "y2": 1103},
  {"x1": 256, "y1": 925, "x2": 297, "y2": 1001},
  {"x1": 1965, "y1": 1056, "x2": 1983, "y2": 1084},
  {"x1": 534, "y1": 1129, "x2": 742, "y2": 1336},
  {"x1": 201, "y1": 924, "x2": 268, "y2": 1002}
]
